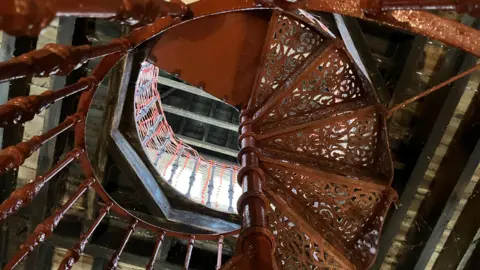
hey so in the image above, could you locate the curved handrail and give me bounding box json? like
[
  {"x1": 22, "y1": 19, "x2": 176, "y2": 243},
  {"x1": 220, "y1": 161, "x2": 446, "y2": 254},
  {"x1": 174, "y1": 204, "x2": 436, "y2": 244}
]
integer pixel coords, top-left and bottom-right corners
[{"x1": 134, "y1": 62, "x2": 242, "y2": 214}]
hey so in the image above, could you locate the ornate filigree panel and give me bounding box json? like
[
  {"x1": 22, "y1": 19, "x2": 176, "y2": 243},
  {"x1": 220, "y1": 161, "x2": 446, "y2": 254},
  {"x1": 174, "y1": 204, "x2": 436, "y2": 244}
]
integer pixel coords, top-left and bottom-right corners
[
  {"x1": 257, "y1": 45, "x2": 367, "y2": 132},
  {"x1": 251, "y1": 11, "x2": 325, "y2": 111},
  {"x1": 263, "y1": 162, "x2": 382, "y2": 243},
  {"x1": 258, "y1": 106, "x2": 379, "y2": 170},
  {"x1": 266, "y1": 203, "x2": 349, "y2": 269}
]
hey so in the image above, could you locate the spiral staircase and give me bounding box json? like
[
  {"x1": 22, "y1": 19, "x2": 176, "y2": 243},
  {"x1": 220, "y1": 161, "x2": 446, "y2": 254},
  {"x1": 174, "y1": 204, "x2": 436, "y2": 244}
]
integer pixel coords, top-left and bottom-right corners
[{"x1": 0, "y1": 0, "x2": 479, "y2": 269}]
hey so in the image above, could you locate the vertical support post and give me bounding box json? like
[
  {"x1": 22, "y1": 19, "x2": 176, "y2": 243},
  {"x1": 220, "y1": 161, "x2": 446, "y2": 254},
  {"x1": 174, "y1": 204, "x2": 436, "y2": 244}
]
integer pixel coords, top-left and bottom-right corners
[
  {"x1": 146, "y1": 231, "x2": 166, "y2": 270},
  {"x1": 235, "y1": 109, "x2": 275, "y2": 269},
  {"x1": 153, "y1": 134, "x2": 169, "y2": 166},
  {"x1": 184, "y1": 236, "x2": 195, "y2": 270},
  {"x1": 58, "y1": 203, "x2": 112, "y2": 270},
  {"x1": 216, "y1": 235, "x2": 224, "y2": 270},
  {"x1": 228, "y1": 168, "x2": 235, "y2": 212},
  {"x1": 206, "y1": 164, "x2": 216, "y2": 207},
  {"x1": 186, "y1": 158, "x2": 199, "y2": 198},
  {"x1": 105, "y1": 219, "x2": 138, "y2": 270},
  {"x1": 168, "y1": 146, "x2": 183, "y2": 184}
]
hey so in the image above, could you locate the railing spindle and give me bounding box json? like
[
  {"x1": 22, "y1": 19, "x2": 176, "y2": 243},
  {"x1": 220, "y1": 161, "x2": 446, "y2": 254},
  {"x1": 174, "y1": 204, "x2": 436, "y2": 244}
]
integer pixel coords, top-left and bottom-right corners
[
  {"x1": 57, "y1": 203, "x2": 113, "y2": 270},
  {"x1": 0, "y1": 148, "x2": 82, "y2": 222},
  {"x1": 206, "y1": 164, "x2": 216, "y2": 207},
  {"x1": 216, "y1": 235, "x2": 224, "y2": 270},
  {"x1": 0, "y1": 113, "x2": 82, "y2": 174},
  {"x1": 146, "y1": 231, "x2": 166, "y2": 270},
  {"x1": 186, "y1": 158, "x2": 200, "y2": 198},
  {"x1": 153, "y1": 135, "x2": 170, "y2": 166},
  {"x1": 228, "y1": 168, "x2": 235, "y2": 212},
  {"x1": 105, "y1": 219, "x2": 138, "y2": 270},
  {"x1": 4, "y1": 178, "x2": 95, "y2": 270},
  {"x1": 168, "y1": 146, "x2": 183, "y2": 184},
  {"x1": 184, "y1": 236, "x2": 195, "y2": 270},
  {"x1": 0, "y1": 41, "x2": 131, "y2": 83}
]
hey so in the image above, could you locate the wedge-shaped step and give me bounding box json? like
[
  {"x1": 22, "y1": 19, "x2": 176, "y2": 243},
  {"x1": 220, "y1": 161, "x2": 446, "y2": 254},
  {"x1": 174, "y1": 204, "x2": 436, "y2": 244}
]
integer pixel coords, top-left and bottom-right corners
[{"x1": 249, "y1": 10, "x2": 327, "y2": 112}]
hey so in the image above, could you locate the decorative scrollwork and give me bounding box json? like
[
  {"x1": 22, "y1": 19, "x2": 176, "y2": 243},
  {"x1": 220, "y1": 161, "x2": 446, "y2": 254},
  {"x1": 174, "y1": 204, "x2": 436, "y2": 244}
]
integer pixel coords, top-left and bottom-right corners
[
  {"x1": 251, "y1": 11, "x2": 325, "y2": 111},
  {"x1": 258, "y1": 45, "x2": 369, "y2": 133},
  {"x1": 266, "y1": 203, "x2": 348, "y2": 269},
  {"x1": 259, "y1": 107, "x2": 379, "y2": 170},
  {"x1": 263, "y1": 162, "x2": 382, "y2": 243}
]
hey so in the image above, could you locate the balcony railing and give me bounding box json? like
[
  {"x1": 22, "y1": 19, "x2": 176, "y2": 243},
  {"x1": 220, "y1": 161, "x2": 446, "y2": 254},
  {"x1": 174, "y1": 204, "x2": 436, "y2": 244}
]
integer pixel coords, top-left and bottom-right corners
[{"x1": 134, "y1": 62, "x2": 242, "y2": 213}]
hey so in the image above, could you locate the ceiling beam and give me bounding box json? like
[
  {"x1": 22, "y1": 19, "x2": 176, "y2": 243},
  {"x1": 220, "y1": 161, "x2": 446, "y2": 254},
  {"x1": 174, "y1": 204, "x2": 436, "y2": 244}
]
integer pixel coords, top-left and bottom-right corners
[
  {"x1": 176, "y1": 135, "x2": 238, "y2": 158},
  {"x1": 157, "y1": 76, "x2": 221, "y2": 101},
  {"x1": 414, "y1": 139, "x2": 480, "y2": 270},
  {"x1": 374, "y1": 50, "x2": 479, "y2": 267},
  {"x1": 163, "y1": 104, "x2": 238, "y2": 132}
]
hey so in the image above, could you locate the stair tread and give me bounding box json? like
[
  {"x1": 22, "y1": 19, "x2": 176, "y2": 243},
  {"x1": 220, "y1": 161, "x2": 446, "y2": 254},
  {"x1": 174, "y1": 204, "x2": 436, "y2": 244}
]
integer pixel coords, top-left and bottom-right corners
[
  {"x1": 248, "y1": 10, "x2": 327, "y2": 112},
  {"x1": 262, "y1": 159, "x2": 394, "y2": 269},
  {"x1": 256, "y1": 106, "x2": 390, "y2": 180},
  {"x1": 253, "y1": 42, "x2": 376, "y2": 135}
]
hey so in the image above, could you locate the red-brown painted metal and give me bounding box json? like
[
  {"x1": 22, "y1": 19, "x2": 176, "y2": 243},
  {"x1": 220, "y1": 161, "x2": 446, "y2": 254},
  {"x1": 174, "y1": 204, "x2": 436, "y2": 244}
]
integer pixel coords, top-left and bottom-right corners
[
  {"x1": 0, "y1": 148, "x2": 81, "y2": 222},
  {"x1": 0, "y1": 1, "x2": 479, "y2": 269},
  {"x1": 184, "y1": 236, "x2": 195, "y2": 269},
  {"x1": 368, "y1": 0, "x2": 480, "y2": 17},
  {"x1": 57, "y1": 203, "x2": 113, "y2": 270},
  {"x1": 146, "y1": 231, "x2": 166, "y2": 270},
  {"x1": 106, "y1": 219, "x2": 138, "y2": 270},
  {"x1": 3, "y1": 178, "x2": 95, "y2": 270},
  {"x1": 0, "y1": 77, "x2": 96, "y2": 127},
  {"x1": 388, "y1": 64, "x2": 480, "y2": 118},
  {"x1": 149, "y1": 11, "x2": 271, "y2": 106},
  {"x1": 226, "y1": 110, "x2": 276, "y2": 270},
  {"x1": 0, "y1": 0, "x2": 187, "y2": 36},
  {"x1": 0, "y1": 113, "x2": 82, "y2": 174},
  {"x1": 0, "y1": 41, "x2": 131, "y2": 83}
]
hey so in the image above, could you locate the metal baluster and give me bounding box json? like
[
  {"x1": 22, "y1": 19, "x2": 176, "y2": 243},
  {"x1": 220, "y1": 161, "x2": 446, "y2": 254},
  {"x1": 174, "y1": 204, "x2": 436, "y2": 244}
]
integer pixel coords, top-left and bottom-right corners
[
  {"x1": 173, "y1": 153, "x2": 190, "y2": 187},
  {"x1": 135, "y1": 94, "x2": 158, "y2": 121},
  {"x1": 186, "y1": 158, "x2": 200, "y2": 198},
  {"x1": 58, "y1": 203, "x2": 113, "y2": 269},
  {"x1": 168, "y1": 146, "x2": 184, "y2": 184},
  {"x1": 215, "y1": 165, "x2": 226, "y2": 209},
  {"x1": 105, "y1": 219, "x2": 138, "y2": 270},
  {"x1": 184, "y1": 236, "x2": 195, "y2": 270},
  {"x1": 0, "y1": 113, "x2": 82, "y2": 174},
  {"x1": 0, "y1": 148, "x2": 81, "y2": 221},
  {"x1": 4, "y1": 178, "x2": 95, "y2": 269},
  {"x1": 228, "y1": 168, "x2": 235, "y2": 212},
  {"x1": 206, "y1": 164, "x2": 216, "y2": 207},
  {"x1": 0, "y1": 76, "x2": 96, "y2": 127},
  {"x1": 153, "y1": 135, "x2": 170, "y2": 166},
  {"x1": 216, "y1": 235, "x2": 224, "y2": 270},
  {"x1": 142, "y1": 115, "x2": 163, "y2": 145},
  {"x1": 146, "y1": 231, "x2": 166, "y2": 270},
  {"x1": 0, "y1": 0, "x2": 187, "y2": 36},
  {"x1": 0, "y1": 41, "x2": 132, "y2": 83}
]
